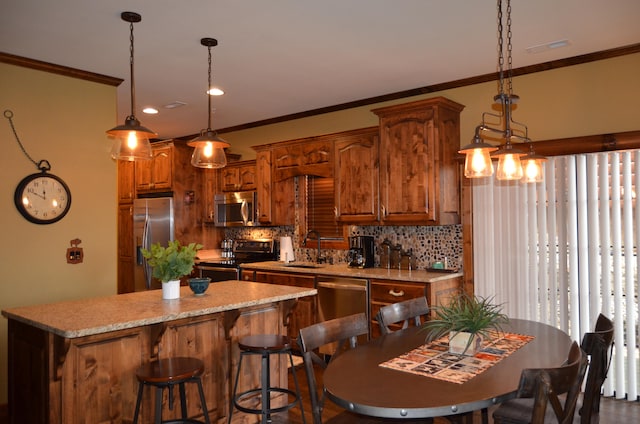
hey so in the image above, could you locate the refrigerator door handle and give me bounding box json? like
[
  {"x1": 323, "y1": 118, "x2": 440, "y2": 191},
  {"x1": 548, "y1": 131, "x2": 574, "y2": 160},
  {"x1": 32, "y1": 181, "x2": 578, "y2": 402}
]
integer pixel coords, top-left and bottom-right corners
[{"x1": 141, "y1": 217, "x2": 152, "y2": 289}]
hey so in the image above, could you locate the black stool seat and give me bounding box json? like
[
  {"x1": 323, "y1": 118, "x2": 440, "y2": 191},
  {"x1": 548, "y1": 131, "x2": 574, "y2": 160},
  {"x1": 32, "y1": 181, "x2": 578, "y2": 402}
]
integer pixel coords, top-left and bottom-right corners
[
  {"x1": 133, "y1": 357, "x2": 210, "y2": 424},
  {"x1": 229, "y1": 334, "x2": 305, "y2": 424}
]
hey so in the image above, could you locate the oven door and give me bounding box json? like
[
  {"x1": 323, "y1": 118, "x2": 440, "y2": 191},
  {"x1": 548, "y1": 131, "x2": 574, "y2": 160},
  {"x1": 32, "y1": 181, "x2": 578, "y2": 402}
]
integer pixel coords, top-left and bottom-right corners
[{"x1": 196, "y1": 265, "x2": 239, "y2": 282}]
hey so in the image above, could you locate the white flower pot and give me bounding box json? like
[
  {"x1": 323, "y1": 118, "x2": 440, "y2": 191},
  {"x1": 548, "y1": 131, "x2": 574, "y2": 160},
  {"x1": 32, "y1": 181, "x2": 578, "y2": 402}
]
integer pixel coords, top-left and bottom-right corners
[
  {"x1": 162, "y1": 279, "x2": 181, "y2": 300},
  {"x1": 449, "y1": 331, "x2": 482, "y2": 355}
]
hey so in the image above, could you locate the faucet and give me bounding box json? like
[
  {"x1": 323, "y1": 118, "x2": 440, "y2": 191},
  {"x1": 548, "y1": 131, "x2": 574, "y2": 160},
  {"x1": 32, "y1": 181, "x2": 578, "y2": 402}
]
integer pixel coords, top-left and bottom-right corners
[{"x1": 303, "y1": 230, "x2": 325, "y2": 263}]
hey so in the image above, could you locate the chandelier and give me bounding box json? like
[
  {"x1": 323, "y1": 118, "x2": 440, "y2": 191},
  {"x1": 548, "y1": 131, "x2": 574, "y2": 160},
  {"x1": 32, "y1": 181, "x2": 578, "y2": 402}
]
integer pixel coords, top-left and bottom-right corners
[
  {"x1": 459, "y1": 0, "x2": 545, "y2": 182},
  {"x1": 188, "y1": 38, "x2": 230, "y2": 169}
]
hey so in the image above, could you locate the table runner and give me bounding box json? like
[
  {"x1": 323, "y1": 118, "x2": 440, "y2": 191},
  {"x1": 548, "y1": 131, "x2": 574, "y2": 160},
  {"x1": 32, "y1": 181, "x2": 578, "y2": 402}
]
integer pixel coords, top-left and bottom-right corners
[{"x1": 379, "y1": 331, "x2": 534, "y2": 384}]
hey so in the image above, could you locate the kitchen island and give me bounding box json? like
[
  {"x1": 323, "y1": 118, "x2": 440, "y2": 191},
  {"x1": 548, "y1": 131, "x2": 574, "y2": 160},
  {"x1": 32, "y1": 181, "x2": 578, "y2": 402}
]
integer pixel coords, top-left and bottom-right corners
[{"x1": 2, "y1": 280, "x2": 316, "y2": 424}]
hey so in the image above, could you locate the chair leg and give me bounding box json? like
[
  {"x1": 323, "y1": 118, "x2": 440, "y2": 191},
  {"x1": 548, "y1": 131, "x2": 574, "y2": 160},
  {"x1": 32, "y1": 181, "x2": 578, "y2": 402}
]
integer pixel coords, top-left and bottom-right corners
[
  {"x1": 195, "y1": 377, "x2": 211, "y2": 424},
  {"x1": 179, "y1": 382, "x2": 188, "y2": 419},
  {"x1": 287, "y1": 351, "x2": 306, "y2": 424},
  {"x1": 154, "y1": 386, "x2": 162, "y2": 424},
  {"x1": 132, "y1": 382, "x2": 144, "y2": 424},
  {"x1": 228, "y1": 351, "x2": 245, "y2": 424},
  {"x1": 261, "y1": 352, "x2": 270, "y2": 423}
]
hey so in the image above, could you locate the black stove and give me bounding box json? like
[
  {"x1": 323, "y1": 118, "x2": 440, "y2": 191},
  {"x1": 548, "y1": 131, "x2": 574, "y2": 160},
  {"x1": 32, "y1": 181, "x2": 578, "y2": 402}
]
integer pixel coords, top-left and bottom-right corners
[{"x1": 195, "y1": 239, "x2": 275, "y2": 281}]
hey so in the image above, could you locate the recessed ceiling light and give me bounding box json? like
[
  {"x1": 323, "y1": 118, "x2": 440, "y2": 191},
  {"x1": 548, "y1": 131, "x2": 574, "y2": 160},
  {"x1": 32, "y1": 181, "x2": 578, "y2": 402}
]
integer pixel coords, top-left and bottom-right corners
[
  {"x1": 207, "y1": 87, "x2": 224, "y2": 96},
  {"x1": 526, "y1": 39, "x2": 570, "y2": 54},
  {"x1": 164, "y1": 101, "x2": 187, "y2": 109},
  {"x1": 142, "y1": 107, "x2": 158, "y2": 114}
]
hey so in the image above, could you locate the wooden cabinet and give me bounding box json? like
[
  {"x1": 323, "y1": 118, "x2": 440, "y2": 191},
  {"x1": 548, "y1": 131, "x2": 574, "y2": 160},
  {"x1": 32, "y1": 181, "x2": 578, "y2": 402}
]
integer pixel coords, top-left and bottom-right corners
[
  {"x1": 135, "y1": 144, "x2": 173, "y2": 192},
  {"x1": 253, "y1": 149, "x2": 294, "y2": 225},
  {"x1": 202, "y1": 168, "x2": 218, "y2": 222},
  {"x1": 117, "y1": 160, "x2": 135, "y2": 294},
  {"x1": 243, "y1": 270, "x2": 316, "y2": 350},
  {"x1": 369, "y1": 276, "x2": 462, "y2": 338},
  {"x1": 334, "y1": 127, "x2": 379, "y2": 223},
  {"x1": 373, "y1": 97, "x2": 463, "y2": 225},
  {"x1": 117, "y1": 160, "x2": 135, "y2": 203},
  {"x1": 272, "y1": 137, "x2": 333, "y2": 180},
  {"x1": 220, "y1": 160, "x2": 256, "y2": 192}
]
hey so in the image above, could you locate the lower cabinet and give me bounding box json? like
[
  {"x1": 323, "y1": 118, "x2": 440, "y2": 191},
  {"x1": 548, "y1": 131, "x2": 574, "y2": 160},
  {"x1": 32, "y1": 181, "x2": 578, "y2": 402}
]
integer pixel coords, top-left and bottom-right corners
[
  {"x1": 369, "y1": 276, "x2": 462, "y2": 338},
  {"x1": 241, "y1": 270, "x2": 317, "y2": 350}
]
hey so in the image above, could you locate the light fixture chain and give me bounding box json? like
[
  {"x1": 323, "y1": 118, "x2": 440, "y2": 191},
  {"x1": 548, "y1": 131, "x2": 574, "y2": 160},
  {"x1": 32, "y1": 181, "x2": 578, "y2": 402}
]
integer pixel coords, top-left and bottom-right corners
[
  {"x1": 129, "y1": 20, "x2": 136, "y2": 118},
  {"x1": 4, "y1": 109, "x2": 41, "y2": 169},
  {"x1": 207, "y1": 44, "x2": 213, "y2": 130},
  {"x1": 497, "y1": 0, "x2": 505, "y2": 96},
  {"x1": 506, "y1": 0, "x2": 513, "y2": 95}
]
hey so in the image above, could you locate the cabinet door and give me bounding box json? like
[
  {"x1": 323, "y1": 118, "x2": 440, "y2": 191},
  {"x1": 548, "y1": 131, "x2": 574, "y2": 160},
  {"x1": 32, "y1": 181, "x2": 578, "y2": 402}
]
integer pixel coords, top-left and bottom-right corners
[
  {"x1": 369, "y1": 280, "x2": 426, "y2": 338},
  {"x1": 150, "y1": 145, "x2": 173, "y2": 190},
  {"x1": 334, "y1": 128, "x2": 379, "y2": 223},
  {"x1": 252, "y1": 271, "x2": 316, "y2": 349},
  {"x1": 220, "y1": 167, "x2": 239, "y2": 192},
  {"x1": 202, "y1": 168, "x2": 217, "y2": 222},
  {"x1": 237, "y1": 164, "x2": 256, "y2": 191},
  {"x1": 117, "y1": 203, "x2": 134, "y2": 294},
  {"x1": 117, "y1": 160, "x2": 135, "y2": 203},
  {"x1": 378, "y1": 109, "x2": 436, "y2": 224},
  {"x1": 255, "y1": 150, "x2": 273, "y2": 224}
]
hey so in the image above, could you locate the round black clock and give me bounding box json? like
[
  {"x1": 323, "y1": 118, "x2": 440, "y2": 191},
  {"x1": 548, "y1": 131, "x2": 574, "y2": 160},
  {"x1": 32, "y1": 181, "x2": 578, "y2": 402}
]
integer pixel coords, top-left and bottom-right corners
[{"x1": 14, "y1": 171, "x2": 72, "y2": 224}]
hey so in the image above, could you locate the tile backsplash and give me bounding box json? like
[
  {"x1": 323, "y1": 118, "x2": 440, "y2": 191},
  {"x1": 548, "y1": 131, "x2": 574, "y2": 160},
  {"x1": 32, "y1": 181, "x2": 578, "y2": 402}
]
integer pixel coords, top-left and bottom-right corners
[{"x1": 225, "y1": 224, "x2": 462, "y2": 271}]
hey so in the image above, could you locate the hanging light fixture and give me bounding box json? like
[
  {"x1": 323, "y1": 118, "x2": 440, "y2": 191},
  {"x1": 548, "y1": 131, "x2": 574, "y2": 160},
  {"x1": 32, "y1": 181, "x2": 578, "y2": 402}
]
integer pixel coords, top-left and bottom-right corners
[
  {"x1": 106, "y1": 11, "x2": 155, "y2": 161},
  {"x1": 459, "y1": 0, "x2": 545, "y2": 182},
  {"x1": 188, "y1": 38, "x2": 230, "y2": 169}
]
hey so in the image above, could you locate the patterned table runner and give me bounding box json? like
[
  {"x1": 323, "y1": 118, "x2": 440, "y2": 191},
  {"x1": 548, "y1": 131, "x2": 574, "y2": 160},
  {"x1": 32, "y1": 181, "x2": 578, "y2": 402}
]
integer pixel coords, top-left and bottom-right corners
[{"x1": 379, "y1": 331, "x2": 534, "y2": 384}]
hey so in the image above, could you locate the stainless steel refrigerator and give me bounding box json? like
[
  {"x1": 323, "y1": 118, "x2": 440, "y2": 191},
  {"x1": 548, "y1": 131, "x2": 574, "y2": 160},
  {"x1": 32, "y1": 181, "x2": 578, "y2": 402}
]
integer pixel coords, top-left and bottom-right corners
[{"x1": 133, "y1": 197, "x2": 174, "y2": 291}]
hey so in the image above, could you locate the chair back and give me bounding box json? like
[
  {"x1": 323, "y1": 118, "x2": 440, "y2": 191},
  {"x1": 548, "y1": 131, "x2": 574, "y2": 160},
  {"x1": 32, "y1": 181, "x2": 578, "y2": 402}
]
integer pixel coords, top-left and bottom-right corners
[
  {"x1": 298, "y1": 313, "x2": 369, "y2": 424},
  {"x1": 375, "y1": 296, "x2": 430, "y2": 335},
  {"x1": 579, "y1": 313, "x2": 614, "y2": 424},
  {"x1": 517, "y1": 341, "x2": 588, "y2": 424}
]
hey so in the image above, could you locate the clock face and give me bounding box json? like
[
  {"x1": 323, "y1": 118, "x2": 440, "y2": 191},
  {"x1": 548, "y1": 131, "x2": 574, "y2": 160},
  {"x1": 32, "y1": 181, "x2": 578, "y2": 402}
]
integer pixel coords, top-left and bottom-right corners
[{"x1": 14, "y1": 172, "x2": 72, "y2": 224}]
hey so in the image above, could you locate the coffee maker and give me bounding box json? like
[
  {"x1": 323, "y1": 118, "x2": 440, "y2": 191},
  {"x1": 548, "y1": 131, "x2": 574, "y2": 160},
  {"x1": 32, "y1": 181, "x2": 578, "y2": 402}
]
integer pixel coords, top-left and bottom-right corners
[{"x1": 348, "y1": 236, "x2": 375, "y2": 268}]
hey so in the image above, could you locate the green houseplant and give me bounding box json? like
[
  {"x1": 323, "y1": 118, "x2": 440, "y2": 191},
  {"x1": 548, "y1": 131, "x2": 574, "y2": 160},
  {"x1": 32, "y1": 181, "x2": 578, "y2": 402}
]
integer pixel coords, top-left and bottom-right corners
[
  {"x1": 141, "y1": 240, "x2": 202, "y2": 299},
  {"x1": 423, "y1": 293, "x2": 508, "y2": 355}
]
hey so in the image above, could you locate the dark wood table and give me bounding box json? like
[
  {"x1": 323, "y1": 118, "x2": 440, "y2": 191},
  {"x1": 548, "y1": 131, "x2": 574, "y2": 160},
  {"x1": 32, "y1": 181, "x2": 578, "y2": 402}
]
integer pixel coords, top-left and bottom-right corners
[{"x1": 323, "y1": 319, "x2": 571, "y2": 419}]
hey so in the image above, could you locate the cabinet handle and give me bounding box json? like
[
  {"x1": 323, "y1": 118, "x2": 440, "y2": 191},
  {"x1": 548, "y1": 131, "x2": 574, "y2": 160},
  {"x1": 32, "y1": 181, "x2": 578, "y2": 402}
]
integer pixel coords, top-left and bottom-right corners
[
  {"x1": 389, "y1": 289, "x2": 405, "y2": 297},
  {"x1": 334, "y1": 206, "x2": 338, "y2": 219},
  {"x1": 381, "y1": 204, "x2": 387, "y2": 217}
]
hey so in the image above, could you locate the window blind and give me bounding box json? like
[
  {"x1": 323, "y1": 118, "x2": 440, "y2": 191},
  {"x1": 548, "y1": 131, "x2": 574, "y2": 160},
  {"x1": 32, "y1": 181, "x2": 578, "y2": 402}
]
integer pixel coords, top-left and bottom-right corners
[{"x1": 473, "y1": 151, "x2": 639, "y2": 401}]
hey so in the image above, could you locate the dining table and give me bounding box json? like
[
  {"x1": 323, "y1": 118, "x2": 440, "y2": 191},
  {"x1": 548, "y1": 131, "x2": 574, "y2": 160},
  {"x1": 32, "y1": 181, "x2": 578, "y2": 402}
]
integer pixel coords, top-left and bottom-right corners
[{"x1": 323, "y1": 319, "x2": 572, "y2": 420}]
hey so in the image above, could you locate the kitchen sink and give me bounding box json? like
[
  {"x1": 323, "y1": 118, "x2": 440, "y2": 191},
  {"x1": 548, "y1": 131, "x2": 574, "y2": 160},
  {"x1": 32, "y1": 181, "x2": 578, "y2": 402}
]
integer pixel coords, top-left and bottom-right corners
[{"x1": 283, "y1": 262, "x2": 324, "y2": 269}]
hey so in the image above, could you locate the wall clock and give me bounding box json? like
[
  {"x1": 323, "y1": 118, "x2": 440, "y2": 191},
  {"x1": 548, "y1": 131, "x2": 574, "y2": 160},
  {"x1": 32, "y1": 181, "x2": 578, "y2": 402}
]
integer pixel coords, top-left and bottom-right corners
[{"x1": 14, "y1": 170, "x2": 72, "y2": 225}]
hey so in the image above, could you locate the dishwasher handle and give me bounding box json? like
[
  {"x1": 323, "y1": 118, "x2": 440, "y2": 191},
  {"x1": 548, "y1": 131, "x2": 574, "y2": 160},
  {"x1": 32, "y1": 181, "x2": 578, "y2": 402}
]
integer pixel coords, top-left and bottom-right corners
[{"x1": 317, "y1": 280, "x2": 367, "y2": 291}]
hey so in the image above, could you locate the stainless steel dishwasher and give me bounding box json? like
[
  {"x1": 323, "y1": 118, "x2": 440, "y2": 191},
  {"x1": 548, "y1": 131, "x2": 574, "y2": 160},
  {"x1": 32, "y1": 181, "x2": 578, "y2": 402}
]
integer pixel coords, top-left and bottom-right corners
[{"x1": 316, "y1": 276, "x2": 370, "y2": 352}]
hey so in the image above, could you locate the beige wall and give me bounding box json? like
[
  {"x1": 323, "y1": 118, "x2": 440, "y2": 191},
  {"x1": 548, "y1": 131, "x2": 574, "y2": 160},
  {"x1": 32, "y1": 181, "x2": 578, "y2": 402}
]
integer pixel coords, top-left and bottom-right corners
[
  {"x1": 0, "y1": 63, "x2": 118, "y2": 403},
  {"x1": 226, "y1": 54, "x2": 640, "y2": 160}
]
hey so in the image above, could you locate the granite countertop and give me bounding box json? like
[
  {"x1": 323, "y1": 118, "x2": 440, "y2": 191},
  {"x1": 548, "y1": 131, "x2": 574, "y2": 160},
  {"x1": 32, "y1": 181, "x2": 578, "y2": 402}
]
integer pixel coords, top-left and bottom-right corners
[
  {"x1": 240, "y1": 261, "x2": 463, "y2": 283},
  {"x1": 1, "y1": 281, "x2": 316, "y2": 339}
]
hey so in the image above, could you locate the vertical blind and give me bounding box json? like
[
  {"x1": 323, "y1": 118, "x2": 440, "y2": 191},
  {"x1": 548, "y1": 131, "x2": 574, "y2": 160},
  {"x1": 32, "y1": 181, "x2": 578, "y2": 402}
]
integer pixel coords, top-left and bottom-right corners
[{"x1": 473, "y1": 151, "x2": 640, "y2": 401}]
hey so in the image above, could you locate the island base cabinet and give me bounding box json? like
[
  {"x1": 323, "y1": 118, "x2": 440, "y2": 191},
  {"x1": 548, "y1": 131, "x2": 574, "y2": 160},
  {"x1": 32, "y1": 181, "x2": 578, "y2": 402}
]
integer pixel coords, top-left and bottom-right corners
[{"x1": 6, "y1": 303, "x2": 288, "y2": 424}]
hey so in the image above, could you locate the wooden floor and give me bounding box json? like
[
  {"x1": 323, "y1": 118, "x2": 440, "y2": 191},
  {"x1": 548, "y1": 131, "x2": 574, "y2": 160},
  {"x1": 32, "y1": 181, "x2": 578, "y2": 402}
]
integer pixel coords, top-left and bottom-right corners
[{"x1": 269, "y1": 361, "x2": 640, "y2": 424}]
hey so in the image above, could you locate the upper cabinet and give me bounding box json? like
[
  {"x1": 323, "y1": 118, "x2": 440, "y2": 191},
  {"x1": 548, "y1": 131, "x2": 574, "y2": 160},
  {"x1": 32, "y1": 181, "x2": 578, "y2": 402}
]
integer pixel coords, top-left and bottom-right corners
[
  {"x1": 272, "y1": 138, "x2": 333, "y2": 181},
  {"x1": 220, "y1": 161, "x2": 256, "y2": 192},
  {"x1": 334, "y1": 127, "x2": 379, "y2": 223},
  {"x1": 134, "y1": 143, "x2": 173, "y2": 192},
  {"x1": 373, "y1": 97, "x2": 464, "y2": 226},
  {"x1": 253, "y1": 148, "x2": 294, "y2": 226}
]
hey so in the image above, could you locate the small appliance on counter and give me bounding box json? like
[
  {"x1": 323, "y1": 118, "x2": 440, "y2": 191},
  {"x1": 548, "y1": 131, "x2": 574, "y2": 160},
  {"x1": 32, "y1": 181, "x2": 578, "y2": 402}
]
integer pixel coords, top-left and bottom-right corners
[
  {"x1": 279, "y1": 236, "x2": 295, "y2": 263},
  {"x1": 347, "y1": 235, "x2": 374, "y2": 268}
]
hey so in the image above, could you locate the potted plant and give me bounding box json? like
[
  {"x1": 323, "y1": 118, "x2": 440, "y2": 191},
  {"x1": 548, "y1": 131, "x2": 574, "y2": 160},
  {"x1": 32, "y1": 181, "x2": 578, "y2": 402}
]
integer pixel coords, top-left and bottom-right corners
[
  {"x1": 422, "y1": 293, "x2": 508, "y2": 355},
  {"x1": 141, "y1": 240, "x2": 203, "y2": 299}
]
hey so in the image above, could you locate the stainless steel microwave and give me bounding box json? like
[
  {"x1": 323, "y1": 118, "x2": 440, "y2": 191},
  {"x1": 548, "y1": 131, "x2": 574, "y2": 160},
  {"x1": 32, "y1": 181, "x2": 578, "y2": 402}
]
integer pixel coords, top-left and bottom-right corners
[{"x1": 213, "y1": 191, "x2": 258, "y2": 227}]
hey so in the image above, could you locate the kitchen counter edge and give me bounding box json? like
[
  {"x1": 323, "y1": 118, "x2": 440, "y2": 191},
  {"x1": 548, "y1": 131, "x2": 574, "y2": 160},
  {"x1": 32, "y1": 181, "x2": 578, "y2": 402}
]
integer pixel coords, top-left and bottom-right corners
[
  {"x1": 1, "y1": 280, "x2": 316, "y2": 339},
  {"x1": 240, "y1": 261, "x2": 463, "y2": 283}
]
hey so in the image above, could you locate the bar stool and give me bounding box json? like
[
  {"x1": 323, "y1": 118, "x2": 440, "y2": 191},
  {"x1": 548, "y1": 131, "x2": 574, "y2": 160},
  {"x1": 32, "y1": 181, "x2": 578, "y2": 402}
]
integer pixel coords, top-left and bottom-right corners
[
  {"x1": 133, "y1": 357, "x2": 211, "y2": 424},
  {"x1": 228, "y1": 334, "x2": 305, "y2": 424}
]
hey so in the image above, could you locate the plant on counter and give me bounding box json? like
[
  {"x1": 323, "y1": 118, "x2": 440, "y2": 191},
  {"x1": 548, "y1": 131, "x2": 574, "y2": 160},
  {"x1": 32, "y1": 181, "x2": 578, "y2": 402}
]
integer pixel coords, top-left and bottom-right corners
[
  {"x1": 422, "y1": 293, "x2": 508, "y2": 354},
  {"x1": 141, "y1": 240, "x2": 203, "y2": 283}
]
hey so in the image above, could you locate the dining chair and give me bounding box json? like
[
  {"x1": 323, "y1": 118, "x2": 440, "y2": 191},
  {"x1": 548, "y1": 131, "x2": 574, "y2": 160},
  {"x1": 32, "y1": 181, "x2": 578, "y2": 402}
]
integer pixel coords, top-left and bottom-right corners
[
  {"x1": 375, "y1": 296, "x2": 430, "y2": 335},
  {"x1": 298, "y1": 313, "x2": 434, "y2": 424},
  {"x1": 575, "y1": 313, "x2": 614, "y2": 424},
  {"x1": 492, "y1": 341, "x2": 588, "y2": 424}
]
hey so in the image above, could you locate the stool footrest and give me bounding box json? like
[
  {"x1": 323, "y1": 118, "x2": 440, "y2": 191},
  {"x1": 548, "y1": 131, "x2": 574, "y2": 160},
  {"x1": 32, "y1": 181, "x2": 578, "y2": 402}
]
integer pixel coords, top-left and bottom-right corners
[{"x1": 233, "y1": 387, "x2": 300, "y2": 415}]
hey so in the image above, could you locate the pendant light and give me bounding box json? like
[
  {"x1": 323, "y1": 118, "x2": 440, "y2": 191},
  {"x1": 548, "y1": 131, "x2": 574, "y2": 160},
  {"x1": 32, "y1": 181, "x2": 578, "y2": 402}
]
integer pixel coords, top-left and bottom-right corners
[
  {"x1": 106, "y1": 12, "x2": 155, "y2": 161},
  {"x1": 188, "y1": 38, "x2": 230, "y2": 169},
  {"x1": 459, "y1": 0, "x2": 545, "y2": 182}
]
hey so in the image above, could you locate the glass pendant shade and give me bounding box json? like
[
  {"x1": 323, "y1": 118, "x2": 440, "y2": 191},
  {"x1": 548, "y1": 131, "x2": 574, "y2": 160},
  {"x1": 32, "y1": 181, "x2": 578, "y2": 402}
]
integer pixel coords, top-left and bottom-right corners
[
  {"x1": 188, "y1": 130, "x2": 230, "y2": 168},
  {"x1": 521, "y1": 152, "x2": 546, "y2": 183},
  {"x1": 107, "y1": 116, "x2": 154, "y2": 161},
  {"x1": 494, "y1": 144, "x2": 525, "y2": 181},
  {"x1": 459, "y1": 135, "x2": 497, "y2": 178}
]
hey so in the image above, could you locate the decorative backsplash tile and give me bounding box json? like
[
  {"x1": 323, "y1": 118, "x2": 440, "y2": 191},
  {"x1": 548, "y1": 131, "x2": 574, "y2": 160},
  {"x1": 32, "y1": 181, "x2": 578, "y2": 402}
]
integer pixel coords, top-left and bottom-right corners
[{"x1": 225, "y1": 224, "x2": 462, "y2": 271}]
